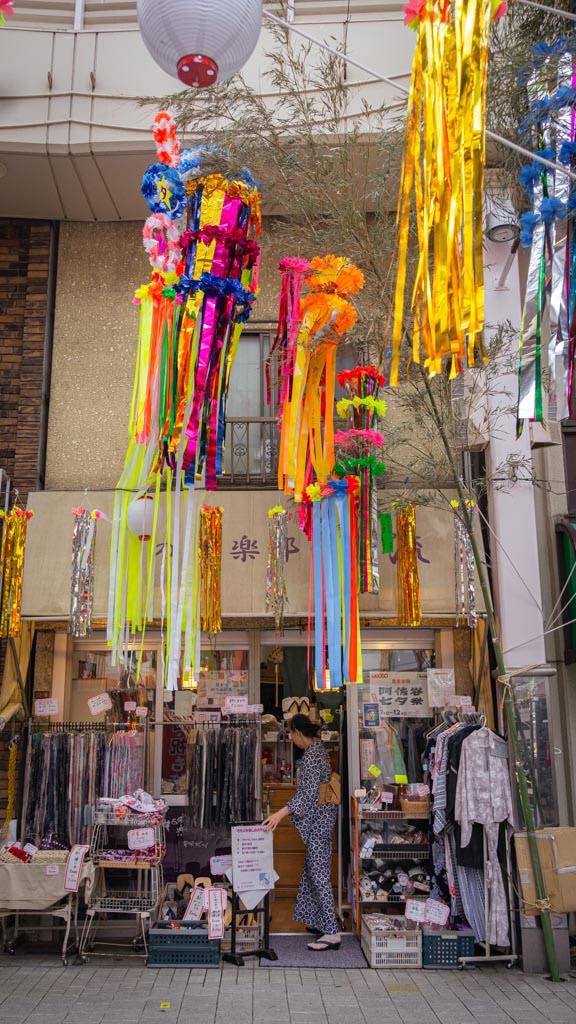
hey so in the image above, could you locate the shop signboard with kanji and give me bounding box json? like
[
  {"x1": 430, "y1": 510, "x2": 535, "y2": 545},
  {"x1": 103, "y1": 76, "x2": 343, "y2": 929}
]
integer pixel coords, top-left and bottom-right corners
[{"x1": 369, "y1": 671, "x2": 430, "y2": 718}]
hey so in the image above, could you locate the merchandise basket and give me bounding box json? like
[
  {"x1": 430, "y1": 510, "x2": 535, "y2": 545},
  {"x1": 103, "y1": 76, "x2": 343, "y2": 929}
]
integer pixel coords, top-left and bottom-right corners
[
  {"x1": 89, "y1": 821, "x2": 166, "y2": 867},
  {"x1": 86, "y1": 863, "x2": 163, "y2": 914},
  {"x1": 399, "y1": 798, "x2": 430, "y2": 817},
  {"x1": 422, "y1": 927, "x2": 475, "y2": 969},
  {"x1": 147, "y1": 922, "x2": 221, "y2": 968},
  {"x1": 361, "y1": 915, "x2": 422, "y2": 969},
  {"x1": 93, "y1": 809, "x2": 166, "y2": 828}
]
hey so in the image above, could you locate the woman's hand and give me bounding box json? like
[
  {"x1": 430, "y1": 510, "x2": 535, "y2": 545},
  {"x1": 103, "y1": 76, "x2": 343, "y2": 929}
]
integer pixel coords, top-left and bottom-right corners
[{"x1": 263, "y1": 806, "x2": 289, "y2": 831}]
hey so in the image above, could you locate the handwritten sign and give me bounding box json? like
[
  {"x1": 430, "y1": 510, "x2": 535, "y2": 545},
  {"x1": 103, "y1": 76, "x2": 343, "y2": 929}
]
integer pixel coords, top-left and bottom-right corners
[
  {"x1": 127, "y1": 827, "x2": 155, "y2": 851},
  {"x1": 427, "y1": 669, "x2": 455, "y2": 707},
  {"x1": 183, "y1": 887, "x2": 208, "y2": 921},
  {"x1": 64, "y1": 844, "x2": 89, "y2": 892},
  {"x1": 34, "y1": 698, "x2": 59, "y2": 717},
  {"x1": 223, "y1": 695, "x2": 249, "y2": 713},
  {"x1": 207, "y1": 887, "x2": 227, "y2": 939},
  {"x1": 88, "y1": 692, "x2": 112, "y2": 716},
  {"x1": 424, "y1": 898, "x2": 450, "y2": 926},
  {"x1": 405, "y1": 899, "x2": 428, "y2": 923},
  {"x1": 369, "y1": 672, "x2": 430, "y2": 718}
]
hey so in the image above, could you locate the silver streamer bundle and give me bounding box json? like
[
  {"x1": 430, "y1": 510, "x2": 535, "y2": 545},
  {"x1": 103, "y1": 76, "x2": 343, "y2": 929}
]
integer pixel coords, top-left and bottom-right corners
[
  {"x1": 266, "y1": 508, "x2": 289, "y2": 632},
  {"x1": 454, "y1": 510, "x2": 478, "y2": 629},
  {"x1": 69, "y1": 508, "x2": 96, "y2": 637}
]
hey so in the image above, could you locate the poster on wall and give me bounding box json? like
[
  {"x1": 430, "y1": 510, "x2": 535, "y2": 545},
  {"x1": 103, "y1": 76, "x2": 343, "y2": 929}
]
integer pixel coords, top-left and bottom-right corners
[
  {"x1": 196, "y1": 670, "x2": 249, "y2": 708},
  {"x1": 231, "y1": 826, "x2": 275, "y2": 891},
  {"x1": 369, "y1": 672, "x2": 430, "y2": 718},
  {"x1": 426, "y1": 669, "x2": 455, "y2": 707}
]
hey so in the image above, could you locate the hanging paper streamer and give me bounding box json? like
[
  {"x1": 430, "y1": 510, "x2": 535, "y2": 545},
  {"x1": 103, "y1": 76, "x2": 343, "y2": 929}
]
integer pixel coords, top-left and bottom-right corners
[
  {"x1": 334, "y1": 365, "x2": 386, "y2": 594},
  {"x1": 451, "y1": 500, "x2": 478, "y2": 628},
  {"x1": 266, "y1": 505, "x2": 289, "y2": 632},
  {"x1": 517, "y1": 44, "x2": 576, "y2": 428},
  {"x1": 395, "y1": 504, "x2": 422, "y2": 627},
  {"x1": 272, "y1": 255, "x2": 364, "y2": 502},
  {"x1": 306, "y1": 477, "x2": 362, "y2": 691},
  {"x1": 1, "y1": 739, "x2": 17, "y2": 838},
  {"x1": 199, "y1": 506, "x2": 223, "y2": 635},
  {"x1": 0, "y1": 507, "x2": 33, "y2": 638},
  {"x1": 108, "y1": 113, "x2": 260, "y2": 687},
  {"x1": 391, "y1": 0, "x2": 507, "y2": 385},
  {"x1": 379, "y1": 512, "x2": 394, "y2": 555},
  {"x1": 69, "y1": 507, "x2": 97, "y2": 638}
]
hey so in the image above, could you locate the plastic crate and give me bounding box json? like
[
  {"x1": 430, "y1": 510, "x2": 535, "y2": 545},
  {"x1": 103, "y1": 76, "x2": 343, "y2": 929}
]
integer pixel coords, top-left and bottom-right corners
[
  {"x1": 147, "y1": 923, "x2": 221, "y2": 968},
  {"x1": 422, "y1": 928, "x2": 475, "y2": 969},
  {"x1": 361, "y1": 916, "x2": 422, "y2": 969},
  {"x1": 149, "y1": 923, "x2": 220, "y2": 949}
]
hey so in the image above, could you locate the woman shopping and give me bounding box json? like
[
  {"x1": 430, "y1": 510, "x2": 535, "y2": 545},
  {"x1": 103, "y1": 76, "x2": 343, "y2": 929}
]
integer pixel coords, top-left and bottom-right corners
[{"x1": 263, "y1": 714, "x2": 340, "y2": 952}]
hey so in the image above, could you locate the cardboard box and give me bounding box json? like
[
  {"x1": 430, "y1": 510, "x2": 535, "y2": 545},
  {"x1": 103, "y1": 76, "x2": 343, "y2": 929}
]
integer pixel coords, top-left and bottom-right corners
[{"x1": 515, "y1": 828, "x2": 576, "y2": 914}]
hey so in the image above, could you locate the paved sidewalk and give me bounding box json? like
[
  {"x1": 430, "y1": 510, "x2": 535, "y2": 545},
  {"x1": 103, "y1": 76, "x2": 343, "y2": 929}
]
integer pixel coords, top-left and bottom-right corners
[{"x1": 0, "y1": 959, "x2": 576, "y2": 1024}]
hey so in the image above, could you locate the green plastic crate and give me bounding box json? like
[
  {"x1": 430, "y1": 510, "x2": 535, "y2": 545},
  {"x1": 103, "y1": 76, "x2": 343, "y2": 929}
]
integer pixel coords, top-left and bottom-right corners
[
  {"x1": 422, "y1": 928, "x2": 475, "y2": 969},
  {"x1": 147, "y1": 923, "x2": 221, "y2": 967}
]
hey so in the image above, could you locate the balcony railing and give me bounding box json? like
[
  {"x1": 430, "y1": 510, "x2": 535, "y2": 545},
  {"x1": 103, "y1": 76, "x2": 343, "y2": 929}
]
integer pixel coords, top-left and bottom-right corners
[{"x1": 218, "y1": 417, "x2": 279, "y2": 487}]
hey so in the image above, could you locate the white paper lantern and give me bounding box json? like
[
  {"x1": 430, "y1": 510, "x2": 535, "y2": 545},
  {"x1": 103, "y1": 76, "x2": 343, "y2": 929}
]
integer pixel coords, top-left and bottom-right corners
[
  {"x1": 127, "y1": 494, "x2": 155, "y2": 541},
  {"x1": 137, "y1": 0, "x2": 263, "y2": 88}
]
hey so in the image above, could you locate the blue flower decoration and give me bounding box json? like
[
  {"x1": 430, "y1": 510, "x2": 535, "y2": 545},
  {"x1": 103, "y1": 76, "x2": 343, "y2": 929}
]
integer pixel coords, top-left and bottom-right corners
[
  {"x1": 240, "y1": 167, "x2": 259, "y2": 191},
  {"x1": 559, "y1": 141, "x2": 576, "y2": 165},
  {"x1": 519, "y1": 211, "x2": 540, "y2": 248},
  {"x1": 141, "y1": 163, "x2": 186, "y2": 219},
  {"x1": 540, "y1": 196, "x2": 566, "y2": 224}
]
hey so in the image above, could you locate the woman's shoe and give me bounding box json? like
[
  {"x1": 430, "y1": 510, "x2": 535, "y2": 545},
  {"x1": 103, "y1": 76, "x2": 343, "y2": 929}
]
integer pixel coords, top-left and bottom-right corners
[{"x1": 307, "y1": 935, "x2": 341, "y2": 952}]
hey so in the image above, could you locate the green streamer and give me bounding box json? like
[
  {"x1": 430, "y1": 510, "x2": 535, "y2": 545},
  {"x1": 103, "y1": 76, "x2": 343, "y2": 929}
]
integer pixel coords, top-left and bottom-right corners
[{"x1": 379, "y1": 511, "x2": 394, "y2": 554}]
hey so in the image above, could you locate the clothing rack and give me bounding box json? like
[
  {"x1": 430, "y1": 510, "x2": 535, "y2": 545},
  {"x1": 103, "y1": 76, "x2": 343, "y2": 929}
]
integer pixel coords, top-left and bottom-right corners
[{"x1": 187, "y1": 718, "x2": 262, "y2": 829}]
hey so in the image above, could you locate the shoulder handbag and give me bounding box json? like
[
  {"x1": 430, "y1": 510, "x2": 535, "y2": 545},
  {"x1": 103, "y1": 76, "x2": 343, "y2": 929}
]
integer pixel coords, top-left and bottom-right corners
[{"x1": 318, "y1": 771, "x2": 341, "y2": 805}]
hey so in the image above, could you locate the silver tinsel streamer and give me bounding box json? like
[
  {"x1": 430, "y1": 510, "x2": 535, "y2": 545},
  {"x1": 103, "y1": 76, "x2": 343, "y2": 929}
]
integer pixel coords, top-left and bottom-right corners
[
  {"x1": 266, "y1": 509, "x2": 289, "y2": 632},
  {"x1": 454, "y1": 510, "x2": 478, "y2": 629},
  {"x1": 69, "y1": 508, "x2": 96, "y2": 637}
]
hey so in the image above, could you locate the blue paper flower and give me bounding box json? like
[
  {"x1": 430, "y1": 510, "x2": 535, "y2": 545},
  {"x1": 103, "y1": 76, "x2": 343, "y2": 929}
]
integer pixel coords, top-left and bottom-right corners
[
  {"x1": 141, "y1": 163, "x2": 186, "y2": 219},
  {"x1": 559, "y1": 141, "x2": 576, "y2": 165},
  {"x1": 240, "y1": 167, "x2": 259, "y2": 191},
  {"x1": 540, "y1": 196, "x2": 567, "y2": 224},
  {"x1": 519, "y1": 211, "x2": 541, "y2": 248}
]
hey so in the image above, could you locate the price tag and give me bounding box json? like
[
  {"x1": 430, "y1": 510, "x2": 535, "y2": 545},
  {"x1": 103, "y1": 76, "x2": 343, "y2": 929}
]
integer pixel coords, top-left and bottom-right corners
[
  {"x1": 424, "y1": 898, "x2": 450, "y2": 926},
  {"x1": 207, "y1": 886, "x2": 226, "y2": 939},
  {"x1": 196, "y1": 711, "x2": 221, "y2": 724},
  {"x1": 87, "y1": 692, "x2": 112, "y2": 716},
  {"x1": 246, "y1": 704, "x2": 264, "y2": 714},
  {"x1": 34, "y1": 698, "x2": 58, "y2": 717},
  {"x1": 210, "y1": 855, "x2": 232, "y2": 876},
  {"x1": 124, "y1": 701, "x2": 137, "y2": 712},
  {"x1": 183, "y1": 887, "x2": 208, "y2": 921},
  {"x1": 64, "y1": 844, "x2": 89, "y2": 892},
  {"x1": 127, "y1": 827, "x2": 155, "y2": 851},
  {"x1": 45, "y1": 864, "x2": 60, "y2": 877},
  {"x1": 381, "y1": 790, "x2": 394, "y2": 804},
  {"x1": 405, "y1": 899, "x2": 428, "y2": 923},
  {"x1": 367, "y1": 763, "x2": 381, "y2": 778},
  {"x1": 223, "y1": 695, "x2": 249, "y2": 713},
  {"x1": 135, "y1": 706, "x2": 148, "y2": 718}
]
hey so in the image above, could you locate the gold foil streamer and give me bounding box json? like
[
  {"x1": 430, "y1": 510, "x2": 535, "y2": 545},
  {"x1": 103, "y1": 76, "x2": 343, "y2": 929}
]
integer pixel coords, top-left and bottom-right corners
[
  {"x1": 266, "y1": 507, "x2": 289, "y2": 632},
  {"x1": 0, "y1": 508, "x2": 32, "y2": 638},
  {"x1": 395, "y1": 504, "x2": 422, "y2": 627},
  {"x1": 199, "y1": 505, "x2": 223, "y2": 634},
  {"x1": 391, "y1": 1, "x2": 492, "y2": 385},
  {"x1": 69, "y1": 508, "x2": 96, "y2": 638}
]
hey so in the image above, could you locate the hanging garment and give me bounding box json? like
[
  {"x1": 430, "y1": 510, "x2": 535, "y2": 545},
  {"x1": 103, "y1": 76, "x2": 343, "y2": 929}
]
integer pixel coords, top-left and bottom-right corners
[{"x1": 455, "y1": 728, "x2": 514, "y2": 946}]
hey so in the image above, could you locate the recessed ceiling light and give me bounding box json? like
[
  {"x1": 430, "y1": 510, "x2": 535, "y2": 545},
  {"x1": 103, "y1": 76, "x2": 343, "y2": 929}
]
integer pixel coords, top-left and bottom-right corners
[{"x1": 0, "y1": 162, "x2": 7, "y2": 180}]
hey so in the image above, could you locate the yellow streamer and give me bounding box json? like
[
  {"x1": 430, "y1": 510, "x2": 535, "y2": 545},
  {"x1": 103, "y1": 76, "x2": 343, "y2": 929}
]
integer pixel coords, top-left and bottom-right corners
[{"x1": 396, "y1": 504, "x2": 422, "y2": 627}]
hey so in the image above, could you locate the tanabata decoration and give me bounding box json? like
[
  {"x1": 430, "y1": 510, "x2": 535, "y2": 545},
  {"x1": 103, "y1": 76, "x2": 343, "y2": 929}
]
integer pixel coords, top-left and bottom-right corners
[
  {"x1": 0, "y1": 1, "x2": 14, "y2": 27},
  {"x1": 69, "y1": 507, "x2": 97, "y2": 638},
  {"x1": 395, "y1": 504, "x2": 422, "y2": 627},
  {"x1": 334, "y1": 365, "x2": 386, "y2": 594},
  {"x1": 0, "y1": 507, "x2": 33, "y2": 638},
  {"x1": 451, "y1": 500, "x2": 478, "y2": 628},
  {"x1": 199, "y1": 505, "x2": 223, "y2": 634},
  {"x1": 271, "y1": 255, "x2": 364, "y2": 502},
  {"x1": 108, "y1": 113, "x2": 260, "y2": 688},
  {"x1": 1, "y1": 739, "x2": 17, "y2": 838},
  {"x1": 516, "y1": 41, "x2": 576, "y2": 428},
  {"x1": 266, "y1": 505, "x2": 289, "y2": 632},
  {"x1": 391, "y1": 0, "x2": 507, "y2": 385},
  {"x1": 306, "y1": 477, "x2": 362, "y2": 690},
  {"x1": 379, "y1": 511, "x2": 394, "y2": 555}
]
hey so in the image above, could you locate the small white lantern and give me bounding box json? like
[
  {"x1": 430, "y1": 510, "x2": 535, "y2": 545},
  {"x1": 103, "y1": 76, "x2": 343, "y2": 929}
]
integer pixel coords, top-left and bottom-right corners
[
  {"x1": 137, "y1": 0, "x2": 263, "y2": 89},
  {"x1": 127, "y1": 494, "x2": 155, "y2": 541}
]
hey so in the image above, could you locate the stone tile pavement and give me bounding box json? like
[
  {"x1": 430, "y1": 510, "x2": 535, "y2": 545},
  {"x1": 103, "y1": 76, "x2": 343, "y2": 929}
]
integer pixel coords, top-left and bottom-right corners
[{"x1": 1, "y1": 957, "x2": 576, "y2": 1024}]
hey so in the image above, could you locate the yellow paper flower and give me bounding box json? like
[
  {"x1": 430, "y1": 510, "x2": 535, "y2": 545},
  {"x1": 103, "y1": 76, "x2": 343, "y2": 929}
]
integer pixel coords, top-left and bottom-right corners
[
  {"x1": 306, "y1": 484, "x2": 322, "y2": 502},
  {"x1": 268, "y1": 505, "x2": 285, "y2": 518}
]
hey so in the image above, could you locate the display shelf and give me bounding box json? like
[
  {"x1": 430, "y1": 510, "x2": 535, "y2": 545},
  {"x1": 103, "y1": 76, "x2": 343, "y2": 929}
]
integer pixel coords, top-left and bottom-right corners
[
  {"x1": 360, "y1": 893, "x2": 428, "y2": 905},
  {"x1": 95, "y1": 860, "x2": 153, "y2": 870},
  {"x1": 361, "y1": 844, "x2": 430, "y2": 860},
  {"x1": 359, "y1": 808, "x2": 429, "y2": 821}
]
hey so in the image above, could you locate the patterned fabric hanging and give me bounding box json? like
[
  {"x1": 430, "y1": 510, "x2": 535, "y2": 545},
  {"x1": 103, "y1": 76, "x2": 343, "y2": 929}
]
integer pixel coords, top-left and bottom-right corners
[
  {"x1": 199, "y1": 505, "x2": 223, "y2": 634},
  {"x1": 272, "y1": 255, "x2": 364, "y2": 502},
  {"x1": 391, "y1": 0, "x2": 506, "y2": 385},
  {"x1": 307, "y1": 477, "x2": 362, "y2": 691},
  {"x1": 517, "y1": 47, "x2": 576, "y2": 428},
  {"x1": 395, "y1": 503, "x2": 422, "y2": 627},
  {"x1": 108, "y1": 114, "x2": 260, "y2": 687},
  {"x1": 0, "y1": 507, "x2": 33, "y2": 638},
  {"x1": 334, "y1": 365, "x2": 387, "y2": 594},
  {"x1": 69, "y1": 507, "x2": 96, "y2": 638},
  {"x1": 266, "y1": 505, "x2": 289, "y2": 632},
  {"x1": 452, "y1": 500, "x2": 478, "y2": 628}
]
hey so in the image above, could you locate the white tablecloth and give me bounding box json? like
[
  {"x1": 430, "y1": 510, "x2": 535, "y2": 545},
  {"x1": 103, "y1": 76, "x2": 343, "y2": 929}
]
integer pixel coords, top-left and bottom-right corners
[{"x1": 0, "y1": 861, "x2": 95, "y2": 911}]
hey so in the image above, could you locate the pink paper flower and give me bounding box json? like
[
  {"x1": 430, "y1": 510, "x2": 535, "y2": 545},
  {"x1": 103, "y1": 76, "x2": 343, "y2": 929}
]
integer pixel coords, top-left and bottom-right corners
[
  {"x1": 492, "y1": 0, "x2": 508, "y2": 21},
  {"x1": 403, "y1": 0, "x2": 426, "y2": 27},
  {"x1": 0, "y1": 0, "x2": 14, "y2": 22}
]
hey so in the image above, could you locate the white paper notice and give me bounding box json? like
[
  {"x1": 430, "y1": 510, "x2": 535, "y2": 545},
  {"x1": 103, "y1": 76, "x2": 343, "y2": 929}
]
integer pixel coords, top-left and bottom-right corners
[
  {"x1": 231, "y1": 826, "x2": 275, "y2": 892},
  {"x1": 223, "y1": 695, "x2": 249, "y2": 714},
  {"x1": 87, "y1": 692, "x2": 112, "y2": 716},
  {"x1": 405, "y1": 899, "x2": 428, "y2": 923},
  {"x1": 124, "y1": 701, "x2": 137, "y2": 712},
  {"x1": 207, "y1": 887, "x2": 226, "y2": 939},
  {"x1": 34, "y1": 698, "x2": 58, "y2": 717},
  {"x1": 45, "y1": 864, "x2": 60, "y2": 877},
  {"x1": 135, "y1": 706, "x2": 148, "y2": 717},
  {"x1": 127, "y1": 827, "x2": 155, "y2": 851},
  {"x1": 424, "y1": 898, "x2": 450, "y2": 926},
  {"x1": 183, "y1": 887, "x2": 208, "y2": 921},
  {"x1": 210, "y1": 855, "x2": 233, "y2": 876},
  {"x1": 426, "y1": 669, "x2": 455, "y2": 708},
  {"x1": 64, "y1": 844, "x2": 89, "y2": 892}
]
